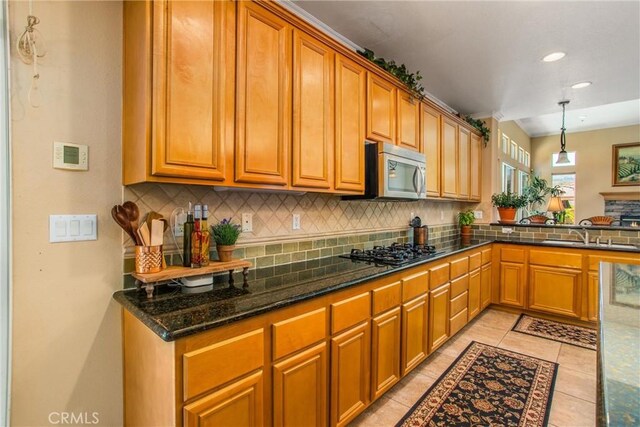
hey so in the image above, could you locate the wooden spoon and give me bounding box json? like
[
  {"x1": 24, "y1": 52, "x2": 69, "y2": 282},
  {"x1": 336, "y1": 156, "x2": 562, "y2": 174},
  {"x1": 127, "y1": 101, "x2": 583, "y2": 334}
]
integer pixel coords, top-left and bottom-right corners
[
  {"x1": 122, "y1": 201, "x2": 142, "y2": 244},
  {"x1": 111, "y1": 205, "x2": 139, "y2": 244}
]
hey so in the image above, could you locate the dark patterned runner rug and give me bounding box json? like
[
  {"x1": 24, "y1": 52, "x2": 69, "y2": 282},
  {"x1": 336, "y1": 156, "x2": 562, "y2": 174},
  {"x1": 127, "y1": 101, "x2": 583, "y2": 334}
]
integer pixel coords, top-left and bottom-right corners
[
  {"x1": 396, "y1": 342, "x2": 557, "y2": 427},
  {"x1": 511, "y1": 314, "x2": 596, "y2": 350}
]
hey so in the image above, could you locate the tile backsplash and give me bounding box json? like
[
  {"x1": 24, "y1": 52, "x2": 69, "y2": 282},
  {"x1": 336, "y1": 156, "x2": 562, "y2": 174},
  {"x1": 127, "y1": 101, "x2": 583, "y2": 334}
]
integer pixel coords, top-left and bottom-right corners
[
  {"x1": 473, "y1": 224, "x2": 640, "y2": 245},
  {"x1": 121, "y1": 183, "x2": 475, "y2": 286}
]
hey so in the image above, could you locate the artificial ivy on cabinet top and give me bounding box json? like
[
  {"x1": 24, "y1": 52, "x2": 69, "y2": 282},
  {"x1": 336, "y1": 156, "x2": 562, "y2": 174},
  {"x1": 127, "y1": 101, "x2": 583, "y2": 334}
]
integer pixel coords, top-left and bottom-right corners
[{"x1": 463, "y1": 116, "x2": 491, "y2": 147}]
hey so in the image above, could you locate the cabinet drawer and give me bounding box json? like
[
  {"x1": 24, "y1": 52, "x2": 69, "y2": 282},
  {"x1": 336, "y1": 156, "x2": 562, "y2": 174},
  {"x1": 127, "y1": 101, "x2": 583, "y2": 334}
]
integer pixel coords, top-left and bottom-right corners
[
  {"x1": 450, "y1": 274, "x2": 469, "y2": 298},
  {"x1": 183, "y1": 329, "x2": 264, "y2": 401},
  {"x1": 402, "y1": 271, "x2": 429, "y2": 302},
  {"x1": 273, "y1": 308, "x2": 327, "y2": 360},
  {"x1": 429, "y1": 263, "x2": 450, "y2": 290},
  {"x1": 450, "y1": 291, "x2": 468, "y2": 316},
  {"x1": 469, "y1": 252, "x2": 482, "y2": 271},
  {"x1": 450, "y1": 308, "x2": 468, "y2": 335},
  {"x1": 450, "y1": 257, "x2": 469, "y2": 279},
  {"x1": 530, "y1": 250, "x2": 582, "y2": 269},
  {"x1": 372, "y1": 281, "x2": 402, "y2": 315},
  {"x1": 481, "y1": 248, "x2": 492, "y2": 265},
  {"x1": 501, "y1": 247, "x2": 525, "y2": 263},
  {"x1": 331, "y1": 292, "x2": 371, "y2": 334}
]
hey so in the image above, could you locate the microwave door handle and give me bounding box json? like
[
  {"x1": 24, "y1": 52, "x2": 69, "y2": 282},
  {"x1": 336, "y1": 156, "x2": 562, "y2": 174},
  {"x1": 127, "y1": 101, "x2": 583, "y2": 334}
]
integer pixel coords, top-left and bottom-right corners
[
  {"x1": 418, "y1": 167, "x2": 426, "y2": 196},
  {"x1": 412, "y1": 166, "x2": 419, "y2": 194}
]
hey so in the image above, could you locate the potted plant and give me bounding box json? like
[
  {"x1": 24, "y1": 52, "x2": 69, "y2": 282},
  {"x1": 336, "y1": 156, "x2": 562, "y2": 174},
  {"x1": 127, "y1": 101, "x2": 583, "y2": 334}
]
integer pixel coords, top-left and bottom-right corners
[
  {"x1": 491, "y1": 191, "x2": 528, "y2": 224},
  {"x1": 458, "y1": 210, "x2": 475, "y2": 240},
  {"x1": 521, "y1": 175, "x2": 565, "y2": 221},
  {"x1": 211, "y1": 218, "x2": 241, "y2": 262}
]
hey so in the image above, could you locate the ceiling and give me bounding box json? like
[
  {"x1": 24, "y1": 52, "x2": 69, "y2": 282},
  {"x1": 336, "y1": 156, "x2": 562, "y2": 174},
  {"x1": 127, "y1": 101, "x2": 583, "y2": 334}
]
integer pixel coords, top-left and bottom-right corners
[{"x1": 291, "y1": 0, "x2": 640, "y2": 136}]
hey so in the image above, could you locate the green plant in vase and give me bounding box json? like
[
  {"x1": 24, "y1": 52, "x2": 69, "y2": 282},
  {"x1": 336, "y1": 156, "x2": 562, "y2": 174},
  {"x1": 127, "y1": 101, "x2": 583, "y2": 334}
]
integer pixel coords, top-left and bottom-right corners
[
  {"x1": 458, "y1": 210, "x2": 475, "y2": 241},
  {"x1": 211, "y1": 218, "x2": 241, "y2": 262},
  {"x1": 491, "y1": 191, "x2": 528, "y2": 224}
]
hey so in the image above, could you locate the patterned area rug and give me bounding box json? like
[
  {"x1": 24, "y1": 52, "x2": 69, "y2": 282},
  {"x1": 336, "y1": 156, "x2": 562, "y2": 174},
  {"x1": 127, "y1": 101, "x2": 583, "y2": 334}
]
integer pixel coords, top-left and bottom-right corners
[
  {"x1": 512, "y1": 314, "x2": 597, "y2": 350},
  {"x1": 396, "y1": 342, "x2": 557, "y2": 427}
]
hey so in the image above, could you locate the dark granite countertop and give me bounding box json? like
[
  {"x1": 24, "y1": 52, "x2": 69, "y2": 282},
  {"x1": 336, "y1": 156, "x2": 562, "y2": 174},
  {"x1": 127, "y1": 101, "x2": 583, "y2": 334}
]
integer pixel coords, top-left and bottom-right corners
[{"x1": 113, "y1": 237, "x2": 639, "y2": 341}]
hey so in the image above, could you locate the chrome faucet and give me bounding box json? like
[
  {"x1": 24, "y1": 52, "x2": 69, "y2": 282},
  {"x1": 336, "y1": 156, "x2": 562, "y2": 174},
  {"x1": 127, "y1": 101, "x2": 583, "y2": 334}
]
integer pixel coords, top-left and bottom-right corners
[{"x1": 569, "y1": 228, "x2": 590, "y2": 245}]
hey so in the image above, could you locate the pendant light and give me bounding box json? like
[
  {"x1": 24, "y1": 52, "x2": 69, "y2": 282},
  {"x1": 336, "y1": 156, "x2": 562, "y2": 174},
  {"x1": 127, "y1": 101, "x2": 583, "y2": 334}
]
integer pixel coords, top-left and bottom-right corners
[{"x1": 556, "y1": 100, "x2": 570, "y2": 164}]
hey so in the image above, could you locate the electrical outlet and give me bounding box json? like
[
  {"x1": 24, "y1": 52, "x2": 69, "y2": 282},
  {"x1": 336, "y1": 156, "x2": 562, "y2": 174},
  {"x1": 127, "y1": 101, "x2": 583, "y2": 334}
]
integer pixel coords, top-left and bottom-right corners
[
  {"x1": 501, "y1": 227, "x2": 514, "y2": 234},
  {"x1": 292, "y1": 214, "x2": 301, "y2": 230},
  {"x1": 473, "y1": 210, "x2": 483, "y2": 219},
  {"x1": 242, "y1": 213, "x2": 253, "y2": 232},
  {"x1": 174, "y1": 212, "x2": 187, "y2": 237}
]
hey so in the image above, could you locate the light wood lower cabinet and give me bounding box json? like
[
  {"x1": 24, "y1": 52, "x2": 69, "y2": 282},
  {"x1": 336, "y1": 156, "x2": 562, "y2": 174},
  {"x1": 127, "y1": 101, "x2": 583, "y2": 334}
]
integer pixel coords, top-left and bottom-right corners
[
  {"x1": 499, "y1": 261, "x2": 526, "y2": 308},
  {"x1": 468, "y1": 268, "x2": 481, "y2": 321},
  {"x1": 184, "y1": 370, "x2": 263, "y2": 427},
  {"x1": 428, "y1": 284, "x2": 451, "y2": 353},
  {"x1": 587, "y1": 271, "x2": 599, "y2": 322},
  {"x1": 330, "y1": 322, "x2": 370, "y2": 427},
  {"x1": 371, "y1": 307, "x2": 401, "y2": 400},
  {"x1": 401, "y1": 295, "x2": 428, "y2": 376},
  {"x1": 480, "y1": 263, "x2": 492, "y2": 309},
  {"x1": 528, "y1": 265, "x2": 582, "y2": 318},
  {"x1": 273, "y1": 342, "x2": 328, "y2": 427}
]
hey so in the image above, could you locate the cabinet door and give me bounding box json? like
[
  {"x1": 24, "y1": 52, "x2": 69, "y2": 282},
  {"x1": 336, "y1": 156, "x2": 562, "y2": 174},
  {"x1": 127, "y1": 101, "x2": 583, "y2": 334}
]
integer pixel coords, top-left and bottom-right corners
[
  {"x1": 529, "y1": 265, "x2": 582, "y2": 318},
  {"x1": 480, "y1": 263, "x2": 492, "y2": 309},
  {"x1": 236, "y1": 2, "x2": 291, "y2": 185},
  {"x1": 428, "y1": 284, "x2": 451, "y2": 353},
  {"x1": 397, "y1": 91, "x2": 420, "y2": 151},
  {"x1": 499, "y1": 261, "x2": 526, "y2": 308},
  {"x1": 588, "y1": 271, "x2": 599, "y2": 322},
  {"x1": 441, "y1": 117, "x2": 458, "y2": 198},
  {"x1": 401, "y1": 295, "x2": 428, "y2": 376},
  {"x1": 152, "y1": 0, "x2": 229, "y2": 181},
  {"x1": 292, "y1": 30, "x2": 334, "y2": 190},
  {"x1": 184, "y1": 370, "x2": 263, "y2": 427},
  {"x1": 421, "y1": 104, "x2": 441, "y2": 197},
  {"x1": 366, "y1": 74, "x2": 396, "y2": 143},
  {"x1": 457, "y1": 126, "x2": 470, "y2": 199},
  {"x1": 371, "y1": 307, "x2": 401, "y2": 400},
  {"x1": 273, "y1": 343, "x2": 327, "y2": 427},
  {"x1": 335, "y1": 54, "x2": 366, "y2": 193},
  {"x1": 470, "y1": 133, "x2": 482, "y2": 201},
  {"x1": 468, "y1": 268, "x2": 481, "y2": 321},
  {"x1": 330, "y1": 322, "x2": 370, "y2": 427}
]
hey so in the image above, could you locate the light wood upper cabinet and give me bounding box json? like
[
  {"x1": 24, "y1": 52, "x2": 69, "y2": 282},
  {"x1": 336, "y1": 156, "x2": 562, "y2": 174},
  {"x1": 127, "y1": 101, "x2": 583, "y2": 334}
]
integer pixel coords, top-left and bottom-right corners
[
  {"x1": 184, "y1": 371, "x2": 263, "y2": 427},
  {"x1": 334, "y1": 54, "x2": 366, "y2": 193},
  {"x1": 292, "y1": 30, "x2": 334, "y2": 190},
  {"x1": 470, "y1": 133, "x2": 482, "y2": 201},
  {"x1": 366, "y1": 74, "x2": 397, "y2": 144},
  {"x1": 457, "y1": 126, "x2": 470, "y2": 199},
  {"x1": 123, "y1": 0, "x2": 234, "y2": 185},
  {"x1": 421, "y1": 104, "x2": 441, "y2": 197},
  {"x1": 273, "y1": 343, "x2": 328, "y2": 427},
  {"x1": 236, "y1": 2, "x2": 291, "y2": 186},
  {"x1": 397, "y1": 91, "x2": 420, "y2": 151},
  {"x1": 441, "y1": 117, "x2": 458, "y2": 199}
]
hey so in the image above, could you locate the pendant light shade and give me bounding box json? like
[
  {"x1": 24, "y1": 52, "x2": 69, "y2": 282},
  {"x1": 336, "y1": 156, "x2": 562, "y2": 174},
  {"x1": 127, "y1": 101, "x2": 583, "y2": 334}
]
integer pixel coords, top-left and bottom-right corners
[
  {"x1": 546, "y1": 196, "x2": 564, "y2": 212},
  {"x1": 556, "y1": 100, "x2": 571, "y2": 164}
]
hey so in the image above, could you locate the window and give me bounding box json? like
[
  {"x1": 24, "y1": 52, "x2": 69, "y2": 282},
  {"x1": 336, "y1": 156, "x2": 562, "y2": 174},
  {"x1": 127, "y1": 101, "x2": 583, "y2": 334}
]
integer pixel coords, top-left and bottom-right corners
[
  {"x1": 518, "y1": 170, "x2": 529, "y2": 194},
  {"x1": 552, "y1": 152, "x2": 576, "y2": 167},
  {"x1": 510, "y1": 141, "x2": 518, "y2": 160},
  {"x1": 518, "y1": 147, "x2": 525, "y2": 164},
  {"x1": 524, "y1": 151, "x2": 530, "y2": 167},
  {"x1": 501, "y1": 134, "x2": 509, "y2": 154},
  {"x1": 502, "y1": 163, "x2": 516, "y2": 193},
  {"x1": 552, "y1": 173, "x2": 576, "y2": 224}
]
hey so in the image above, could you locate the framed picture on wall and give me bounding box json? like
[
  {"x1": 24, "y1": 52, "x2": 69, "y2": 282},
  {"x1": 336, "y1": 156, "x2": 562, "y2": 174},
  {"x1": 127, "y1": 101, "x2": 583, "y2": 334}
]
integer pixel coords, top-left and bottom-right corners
[{"x1": 612, "y1": 142, "x2": 640, "y2": 186}]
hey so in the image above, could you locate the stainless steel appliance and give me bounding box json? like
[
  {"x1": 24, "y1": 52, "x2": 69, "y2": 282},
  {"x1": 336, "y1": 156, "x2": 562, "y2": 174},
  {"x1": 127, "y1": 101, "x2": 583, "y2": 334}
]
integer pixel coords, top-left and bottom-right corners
[
  {"x1": 343, "y1": 142, "x2": 426, "y2": 200},
  {"x1": 340, "y1": 243, "x2": 438, "y2": 266}
]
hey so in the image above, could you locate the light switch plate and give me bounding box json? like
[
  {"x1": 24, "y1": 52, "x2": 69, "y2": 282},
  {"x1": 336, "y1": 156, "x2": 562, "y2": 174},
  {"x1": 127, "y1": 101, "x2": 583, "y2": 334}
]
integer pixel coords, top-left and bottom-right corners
[
  {"x1": 49, "y1": 215, "x2": 97, "y2": 242},
  {"x1": 473, "y1": 210, "x2": 483, "y2": 219},
  {"x1": 53, "y1": 141, "x2": 88, "y2": 171},
  {"x1": 292, "y1": 214, "x2": 301, "y2": 230}
]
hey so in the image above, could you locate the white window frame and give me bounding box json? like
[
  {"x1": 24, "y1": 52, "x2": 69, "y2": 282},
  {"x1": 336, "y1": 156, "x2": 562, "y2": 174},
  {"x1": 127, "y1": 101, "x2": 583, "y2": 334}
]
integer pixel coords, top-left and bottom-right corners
[{"x1": 502, "y1": 163, "x2": 516, "y2": 193}]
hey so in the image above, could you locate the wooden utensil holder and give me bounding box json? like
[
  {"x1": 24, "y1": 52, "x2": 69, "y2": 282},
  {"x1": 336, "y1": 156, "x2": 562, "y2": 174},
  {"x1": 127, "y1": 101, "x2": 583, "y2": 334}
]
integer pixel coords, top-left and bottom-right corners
[{"x1": 135, "y1": 245, "x2": 163, "y2": 274}]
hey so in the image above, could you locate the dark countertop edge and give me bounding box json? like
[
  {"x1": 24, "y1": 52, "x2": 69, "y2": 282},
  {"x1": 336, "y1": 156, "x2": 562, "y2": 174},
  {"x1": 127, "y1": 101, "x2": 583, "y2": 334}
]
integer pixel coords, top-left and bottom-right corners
[
  {"x1": 114, "y1": 239, "x2": 640, "y2": 342},
  {"x1": 491, "y1": 237, "x2": 640, "y2": 253},
  {"x1": 488, "y1": 222, "x2": 640, "y2": 232}
]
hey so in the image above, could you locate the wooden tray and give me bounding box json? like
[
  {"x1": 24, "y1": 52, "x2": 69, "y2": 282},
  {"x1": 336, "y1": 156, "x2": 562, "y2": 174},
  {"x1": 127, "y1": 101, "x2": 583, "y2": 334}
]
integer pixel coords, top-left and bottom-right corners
[{"x1": 132, "y1": 259, "x2": 252, "y2": 298}]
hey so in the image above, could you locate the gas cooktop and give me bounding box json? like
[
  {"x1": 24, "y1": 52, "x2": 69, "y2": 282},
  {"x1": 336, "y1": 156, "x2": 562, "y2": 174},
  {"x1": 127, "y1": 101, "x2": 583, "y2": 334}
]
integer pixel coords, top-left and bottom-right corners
[{"x1": 340, "y1": 242, "x2": 439, "y2": 266}]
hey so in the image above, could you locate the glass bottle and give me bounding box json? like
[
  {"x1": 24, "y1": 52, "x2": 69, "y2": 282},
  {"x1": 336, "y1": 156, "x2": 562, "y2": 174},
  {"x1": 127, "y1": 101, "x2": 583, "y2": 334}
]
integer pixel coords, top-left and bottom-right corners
[
  {"x1": 191, "y1": 204, "x2": 202, "y2": 268},
  {"x1": 200, "y1": 205, "x2": 211, "y2": 266}
]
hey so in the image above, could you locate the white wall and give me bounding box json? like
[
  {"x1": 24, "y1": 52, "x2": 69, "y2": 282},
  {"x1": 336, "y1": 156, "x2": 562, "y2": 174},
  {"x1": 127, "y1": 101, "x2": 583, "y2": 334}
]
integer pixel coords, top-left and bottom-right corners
[
  {"x1": 8, "y1": 1, "x2": 123, "y2": 425},
  {"x1": 531, "y1": 125, "x2": 640, "y2": 221}
]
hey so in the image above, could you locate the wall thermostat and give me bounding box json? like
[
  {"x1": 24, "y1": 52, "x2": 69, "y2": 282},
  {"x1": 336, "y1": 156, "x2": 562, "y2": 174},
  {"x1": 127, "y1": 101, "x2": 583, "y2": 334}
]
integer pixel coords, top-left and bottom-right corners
[{"x1": 53, "y1": 141, "x2": 88, "y2": 171}]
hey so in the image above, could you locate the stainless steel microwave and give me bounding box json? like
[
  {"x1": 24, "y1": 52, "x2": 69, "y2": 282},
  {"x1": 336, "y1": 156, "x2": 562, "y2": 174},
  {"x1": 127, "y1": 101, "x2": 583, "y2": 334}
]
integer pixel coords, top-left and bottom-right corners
[{"x1": 344, "y1": 142, "x2": 427, "y2": 200}]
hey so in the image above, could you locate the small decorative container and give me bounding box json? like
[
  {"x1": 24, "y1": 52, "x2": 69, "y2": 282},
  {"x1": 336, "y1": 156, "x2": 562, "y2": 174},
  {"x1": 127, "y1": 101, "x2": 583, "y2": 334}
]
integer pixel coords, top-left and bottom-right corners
[
  {"x1": 135, "y1": 245, "x2": 163, "y2": 274},
  {"x1": 216, "y1": 244, "x2": 235, "y2": 263}
]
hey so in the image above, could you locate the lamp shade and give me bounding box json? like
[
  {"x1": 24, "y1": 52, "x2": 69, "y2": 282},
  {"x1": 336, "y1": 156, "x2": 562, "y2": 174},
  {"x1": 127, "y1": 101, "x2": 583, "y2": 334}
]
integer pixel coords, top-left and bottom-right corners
[
  {"x1": 556, "y1": 150, "x2": 570, "y2": 164},
  {"x1": 546, "y1": 196, "x2": 564, "y2": 212}
]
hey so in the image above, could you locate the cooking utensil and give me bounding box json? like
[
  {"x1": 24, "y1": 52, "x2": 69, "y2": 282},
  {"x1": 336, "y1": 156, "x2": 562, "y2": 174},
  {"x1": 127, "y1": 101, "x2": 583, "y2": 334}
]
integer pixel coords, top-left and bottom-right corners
[
  {"x1": 145, "y1": 211, "x2": 169, "y2": 232},
  {"x1": 122, "y1": 201, "x2": 143, "y2": 245},
  {"x1": 111, "y1": 205, "x2": 139, "y2": 244},
  {"x1": 150, "y1": 219, "x2": 164, "y2": 246},
  {"x1": 138, "y1": 222, "x2": 151, "y2": 246},
  {"x1": 410, "y1": 216, "x2": 422, "y2": 227}
]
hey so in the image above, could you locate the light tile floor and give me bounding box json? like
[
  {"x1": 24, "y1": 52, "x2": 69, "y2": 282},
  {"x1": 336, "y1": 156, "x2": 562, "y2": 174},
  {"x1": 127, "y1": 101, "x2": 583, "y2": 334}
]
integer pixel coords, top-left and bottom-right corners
[{"x1": 349, "y1": 309, "x2": 597, "y2": 427}]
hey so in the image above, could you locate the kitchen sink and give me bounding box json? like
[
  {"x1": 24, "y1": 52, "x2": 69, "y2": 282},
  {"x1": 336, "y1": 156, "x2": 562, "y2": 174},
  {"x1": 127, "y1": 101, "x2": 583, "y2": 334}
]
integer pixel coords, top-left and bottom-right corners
[{"x1": 541, "y1": 240, "x2": 637, "y2": 250}]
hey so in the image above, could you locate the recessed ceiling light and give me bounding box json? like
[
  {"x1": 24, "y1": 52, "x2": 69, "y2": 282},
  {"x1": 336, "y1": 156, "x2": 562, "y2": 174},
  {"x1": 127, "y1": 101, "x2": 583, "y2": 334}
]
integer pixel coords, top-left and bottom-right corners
[
  {"x1": 579, "y1": 115, "x2": 587, "y2": 121},
  {"x1": 542, "y1": 52, "x2": 566, "y2": 62},
  {"x1": 571, "y1": 81, "x2": 592, "y2": 89}
]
